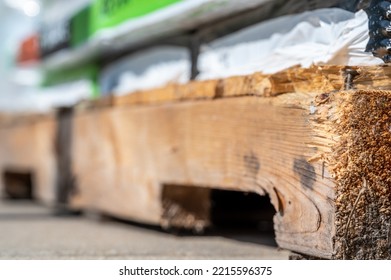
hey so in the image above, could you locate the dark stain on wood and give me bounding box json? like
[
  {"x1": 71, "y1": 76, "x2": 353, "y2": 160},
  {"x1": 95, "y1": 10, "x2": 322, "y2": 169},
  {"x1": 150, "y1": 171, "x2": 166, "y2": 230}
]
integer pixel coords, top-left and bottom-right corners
[
  {"x1": 293, "y1": 158, "x2": 316, "y2": 189},
  {"x1": 55, "y1": 107, "x2": 75, "y2": 204},
  {"x1": 243, "y1": 152, "x2": 260, "y2": 176},
  {"x1": 214, "y1": 80, "x2": 225, "y2": 99}
]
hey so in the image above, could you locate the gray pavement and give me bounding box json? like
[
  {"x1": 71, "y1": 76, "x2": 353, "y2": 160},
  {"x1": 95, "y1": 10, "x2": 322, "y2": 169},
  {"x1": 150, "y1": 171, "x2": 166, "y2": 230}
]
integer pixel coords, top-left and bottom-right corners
[{"x1": 0, "y1": 200, "x2": 290, "y2": 260}]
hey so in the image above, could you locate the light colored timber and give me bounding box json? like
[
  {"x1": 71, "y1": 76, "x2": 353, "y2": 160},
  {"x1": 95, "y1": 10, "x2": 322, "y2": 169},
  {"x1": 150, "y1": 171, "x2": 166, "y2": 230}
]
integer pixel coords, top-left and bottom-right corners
[
  {"x1": 71, "y1": 92, "x2": 333, "y2": 258},
  {"x1": 0, "y1": 114, "x2": 57, "y2": 204},
  {"x1": 71, "y1": 65, "x2": 391, "y2": 259},
  {"x1": 109, "y1": 65, "x2": 391, "y2": 107},
  {"x1": 79, "y1": 64, "x2": 391, "y2": 110},
  {"x1": 72, "y1": 93, "x2": 334, "y2": 257}
]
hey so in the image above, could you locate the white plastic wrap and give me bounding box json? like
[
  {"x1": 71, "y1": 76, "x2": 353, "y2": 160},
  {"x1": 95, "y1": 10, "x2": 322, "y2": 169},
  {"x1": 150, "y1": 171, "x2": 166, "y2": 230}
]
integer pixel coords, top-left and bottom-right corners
[
  {"x1": 0, "y1": 80, "x2": 93, "y2": 113},
  {"x1": 198, "y1": 8, "x2": 383, "y2": 80},
  {"x1": 100, "y1": 46, "x2": 191, "y2": 95},
  {"x1": 44, "y1": 0, "x2": 274, "y2": 70}
]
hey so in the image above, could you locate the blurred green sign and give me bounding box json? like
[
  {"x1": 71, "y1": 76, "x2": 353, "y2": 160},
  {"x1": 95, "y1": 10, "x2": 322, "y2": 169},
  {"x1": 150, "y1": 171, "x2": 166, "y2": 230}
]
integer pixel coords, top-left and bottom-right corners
[{"x1": 91, "y1": 0, "x2": 182, "y2": 33}]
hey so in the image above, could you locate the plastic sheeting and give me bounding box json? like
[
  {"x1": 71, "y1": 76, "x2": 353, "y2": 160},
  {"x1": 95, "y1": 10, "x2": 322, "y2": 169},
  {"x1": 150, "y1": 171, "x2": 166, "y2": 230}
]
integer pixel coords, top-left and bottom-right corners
[
  {"x1": 43, "y1": 0, "x2": 275, "y2": 71},
  {"x1": 0, "y1": 80, "x2": 93, "y2": 113},
  {"x1": 102, "y1": 46, "x2": 190, "y2": 96},
  {"x1": 198, "y1": 8, "x2": 382, "y2": 80}
]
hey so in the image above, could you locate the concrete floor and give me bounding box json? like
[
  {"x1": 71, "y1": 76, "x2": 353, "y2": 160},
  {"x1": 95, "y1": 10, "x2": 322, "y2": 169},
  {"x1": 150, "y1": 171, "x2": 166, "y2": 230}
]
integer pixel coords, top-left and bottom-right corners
[{"x1": 0, "y1": 200, "x2": 290, "y2": 260}]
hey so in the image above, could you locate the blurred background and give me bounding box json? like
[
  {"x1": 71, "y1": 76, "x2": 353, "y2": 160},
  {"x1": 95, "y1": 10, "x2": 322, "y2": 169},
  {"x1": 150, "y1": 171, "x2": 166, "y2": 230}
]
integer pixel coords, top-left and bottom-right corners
[{"x1": 0, "y1": 0, "x2": 93, "y2": 111}]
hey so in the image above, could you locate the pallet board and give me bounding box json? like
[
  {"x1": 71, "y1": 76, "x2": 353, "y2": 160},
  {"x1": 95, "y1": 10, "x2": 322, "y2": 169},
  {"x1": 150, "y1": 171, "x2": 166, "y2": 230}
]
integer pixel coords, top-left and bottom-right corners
[
  {"x1": 72, "y1": 92, "x2": 336, "y2": 258},
  {"x1": 1, "y1": 65, "x2": 390, "y2": 259}
]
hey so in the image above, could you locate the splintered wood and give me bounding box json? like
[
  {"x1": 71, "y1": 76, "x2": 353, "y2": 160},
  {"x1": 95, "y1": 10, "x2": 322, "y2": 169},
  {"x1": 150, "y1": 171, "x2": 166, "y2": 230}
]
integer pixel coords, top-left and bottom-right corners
[
  {"x1": 1, "y1": 65, "x2": 390, "y2": 259},
  {"x1": 314, "y1": 90, "x2": 391, "y2": 259}
]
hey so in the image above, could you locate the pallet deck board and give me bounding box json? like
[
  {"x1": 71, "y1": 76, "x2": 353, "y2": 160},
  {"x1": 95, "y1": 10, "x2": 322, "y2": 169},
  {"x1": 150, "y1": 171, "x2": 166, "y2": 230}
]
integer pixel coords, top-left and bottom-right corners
[
  {"x1": 1, "y1": 65, "x2": 391, "y2": 259},
  {"x1": 104, "y1": 65, "x2": 391, "y2": 108}
]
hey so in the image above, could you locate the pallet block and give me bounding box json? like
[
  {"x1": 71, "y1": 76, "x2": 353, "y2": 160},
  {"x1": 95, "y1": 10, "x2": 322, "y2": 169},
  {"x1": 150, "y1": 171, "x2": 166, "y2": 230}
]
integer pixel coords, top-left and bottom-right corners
[
  {"x1": 69, "y1": 65, "x2": 391, "y2": 259},
  {"x1": 0, "y1": 114, "x2": 57, "y2": 204}
]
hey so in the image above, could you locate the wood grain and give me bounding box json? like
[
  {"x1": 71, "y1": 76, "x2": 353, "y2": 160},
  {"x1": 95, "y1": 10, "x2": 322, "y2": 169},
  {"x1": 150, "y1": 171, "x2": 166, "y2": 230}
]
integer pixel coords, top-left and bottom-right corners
[{"x1": 71, "y1": 93, "x2": 334, "y2": 258}]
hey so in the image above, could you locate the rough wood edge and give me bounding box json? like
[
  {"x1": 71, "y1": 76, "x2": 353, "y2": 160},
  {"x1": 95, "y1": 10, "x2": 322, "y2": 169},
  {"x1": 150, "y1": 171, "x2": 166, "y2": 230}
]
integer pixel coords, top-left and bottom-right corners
[
  {"x1": 314, "y1": 89, "x2": 391, "y2": 259},
  {"x1": 62, "y1": 64, "x2": 391, "y2": 111}
]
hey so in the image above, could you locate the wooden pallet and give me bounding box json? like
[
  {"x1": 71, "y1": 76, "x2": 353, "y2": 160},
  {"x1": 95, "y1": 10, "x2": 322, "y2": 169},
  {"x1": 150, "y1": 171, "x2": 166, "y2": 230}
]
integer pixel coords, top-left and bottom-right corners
[{"x1": 1, "y1": 65, "x2": 390, "y2": 259}]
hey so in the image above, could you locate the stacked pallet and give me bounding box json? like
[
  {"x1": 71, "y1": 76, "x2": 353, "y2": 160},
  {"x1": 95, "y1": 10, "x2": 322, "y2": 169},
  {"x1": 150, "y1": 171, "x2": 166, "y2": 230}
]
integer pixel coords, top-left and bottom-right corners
[{"x1": 1, "y1": 64, "x2": 390, "y2": 259}]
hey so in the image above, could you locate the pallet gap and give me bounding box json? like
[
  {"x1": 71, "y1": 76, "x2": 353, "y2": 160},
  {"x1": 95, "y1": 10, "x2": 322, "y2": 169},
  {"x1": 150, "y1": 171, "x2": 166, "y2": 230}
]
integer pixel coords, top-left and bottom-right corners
[
  {"x1": 161, "y1": 184, "x2": 277, "y2": 246},
  {"x1": 2, "y1": 170, "x2": 35, "y2": 200}
]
